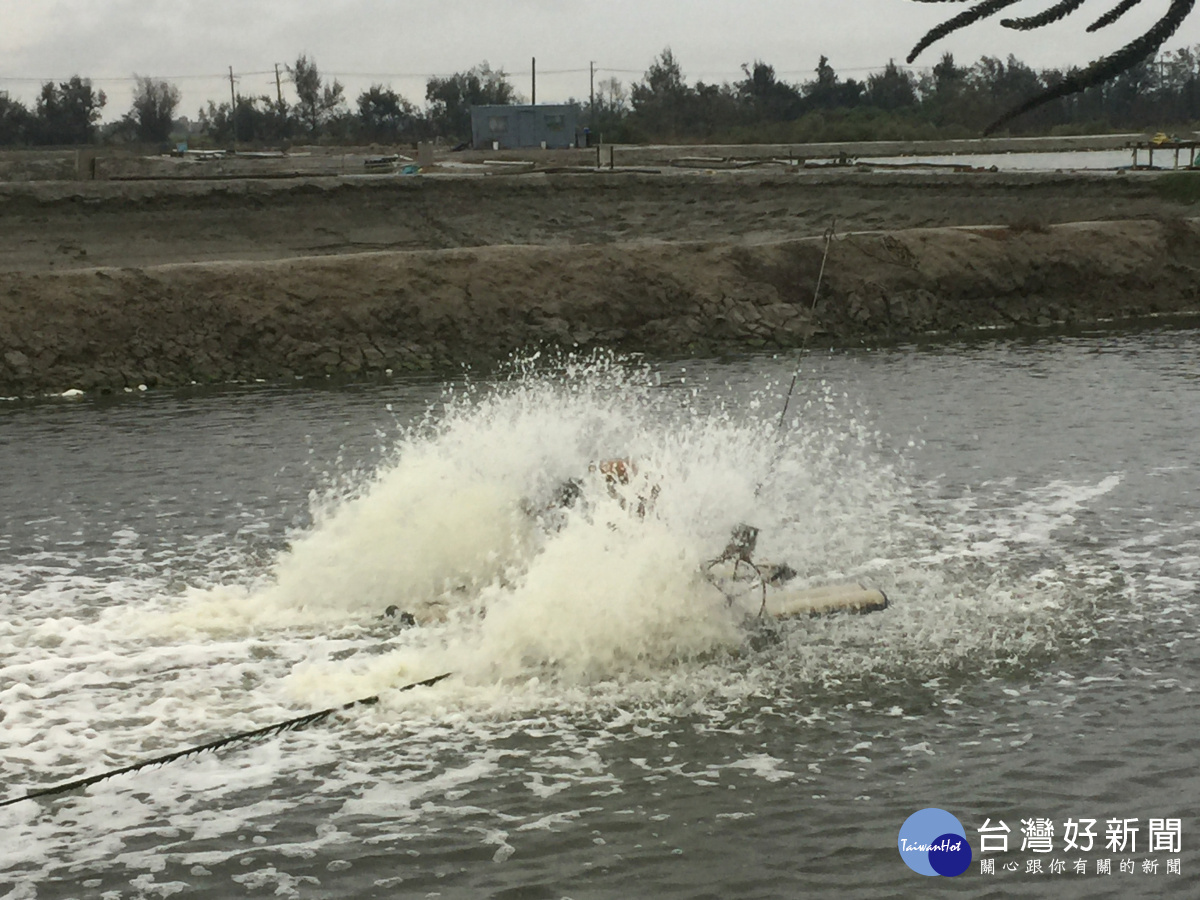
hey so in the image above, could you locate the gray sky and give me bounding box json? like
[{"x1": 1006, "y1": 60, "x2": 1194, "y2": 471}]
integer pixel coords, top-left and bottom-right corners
[{"x1": 3, "y1": 0, "x2": 1200, "y2": 120}]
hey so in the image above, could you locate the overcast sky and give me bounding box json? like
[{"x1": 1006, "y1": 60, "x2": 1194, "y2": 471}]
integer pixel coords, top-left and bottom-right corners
[{"x1": 3, "y1": 0, "x2": 1200, "y2": 120}]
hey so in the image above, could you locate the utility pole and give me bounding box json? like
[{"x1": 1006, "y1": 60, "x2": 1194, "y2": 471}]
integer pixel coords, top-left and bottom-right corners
[
  {"x1": 590, "y1": 61, "x2": 595, "y2": 129},
  {"x1": 274, "y1": 63, "x2": 283, "y2": 105},
  {"x1": 228, "y1": 66, "x2": 238, "y2": 148},
  {"x1": 532, "y1": 57, "x2": 536, "y2": 106}
]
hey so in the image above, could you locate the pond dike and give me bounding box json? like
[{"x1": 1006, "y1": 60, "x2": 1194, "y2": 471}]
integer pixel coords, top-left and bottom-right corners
[{"x1": 2, "y1": 218, "x2": 1199, "y2": 395}]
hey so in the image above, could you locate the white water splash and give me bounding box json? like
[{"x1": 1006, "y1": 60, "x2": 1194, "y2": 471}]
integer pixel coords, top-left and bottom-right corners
[
  {"x1": 116, "y1": 354, "x2": 904, "y2": 693},
  {"x1": 88, "y1": 351, "x2": 1119, "y2": 709},
  {"x1": 0, "y1": 350, "x2": 1154, "y2": 894}
]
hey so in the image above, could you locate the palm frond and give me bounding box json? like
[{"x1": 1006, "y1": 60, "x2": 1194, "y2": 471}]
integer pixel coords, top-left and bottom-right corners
[
  {"x1": 1001, "y1": 0, "x2": 1090, "y2": 30},
  {"x1": 987, "y1": 0, "x2": 1195, "y2": 132},
  {"x1": 908, "y1": 0, "x2": 1024, "y2": 63},
  {"x1": 1088, "y1": 0, "x2": 1145, "y2": 31}
]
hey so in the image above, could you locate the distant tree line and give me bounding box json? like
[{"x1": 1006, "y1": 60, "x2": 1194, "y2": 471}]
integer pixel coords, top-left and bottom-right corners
[
  {"x1": 4, "y1": 47, "x2": 1200, "y2": 149},
  {"x1": 193, "y1": 57, "x2": 519, "y2": 145},
  {"x1": 600, "y1": 46, "x2": 1200, "y2": 143},
  {"x1": 0, "y1": 76, "x2": 108, "y2": 145},
  {"x1": 0, "y1": 55, "x2": 517, "y2": 148}
]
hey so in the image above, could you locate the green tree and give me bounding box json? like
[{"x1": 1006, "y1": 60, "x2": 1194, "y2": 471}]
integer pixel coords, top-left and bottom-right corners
[
  {"x1": 198, "y1": 99, "x2": 241, "y2": 144},
  {"x1": 128, "y1": 76, "x2": 182, "y2": 143},
  {"x1": 866, "y1": 61, "x2": 917, "y2": 110},
  {"x1": 630, "y1": 48, "x2": 696, "y2": 138},
  {"x1": 425, "y1": 63, "x2": 516, "y2": 140},
  {"x1": 932, "y1": 53, "x2": 965, "y2": 98},
  {"x1": 736, "y1": 61, "x2": 804, "y2": 121},
  {"x1": 958, "y1": 56, "x2": 1045, "y2": 131},
  {"x1": 0, "y1": 93, "x2": 34, "y2": 145},
  {"x1": 199, "y1": 96, "x2": 293, "y2": 145},
  {"x1": 288, "y1": 54, "x2": 346, "y2": 136},
  {"x1": 1159, "y1": 47, "x2": 1200, "y2": 121},
  {"x1": 803, "y1": 57, "x2": 862, "y2": 109},
  {"x1": 357, "y1": 85, "x2": 417, "y2": 142},
  {"x1": 918, "y1": 53, "x2": 969, "y2": 127},
  {"x1": 34, "y1": 76, "x2": 106, "y2": 144},
  {"x1": 691, "y1": 80, "x2": 743, "y2": 137},
  {"x1": 591, "y1": 76, "x2": 636, "y2": 139}
]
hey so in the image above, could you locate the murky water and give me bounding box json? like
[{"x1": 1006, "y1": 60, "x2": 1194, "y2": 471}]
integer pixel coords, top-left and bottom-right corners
[{"x1": 1, "y1": 331, "x2": 1197, "y2": 898}]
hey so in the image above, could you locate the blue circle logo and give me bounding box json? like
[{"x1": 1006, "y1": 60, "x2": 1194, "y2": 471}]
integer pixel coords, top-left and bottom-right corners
[{"x1": 898, "y1": 808, "x2": 972, "y2": 877}]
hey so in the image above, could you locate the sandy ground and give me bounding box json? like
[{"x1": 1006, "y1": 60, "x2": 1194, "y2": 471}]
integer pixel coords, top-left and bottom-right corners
[{"x1": 0, "y1": 169, "x2": 1192, "y2": 273}]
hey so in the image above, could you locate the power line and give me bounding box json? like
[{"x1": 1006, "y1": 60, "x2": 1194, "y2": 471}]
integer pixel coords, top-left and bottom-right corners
[
  {"x1": 0, "y1": 74, "x2": 227, "y2": 83},
  {"x1": 0, "y1": 58, "x2": 946, "y2": 108},
  {"x1": 0, "y1": 61, "x2": 930, "y2": 87},
  {"x1": 0, "y1": 70, "x2": 282, "y2": 85}
]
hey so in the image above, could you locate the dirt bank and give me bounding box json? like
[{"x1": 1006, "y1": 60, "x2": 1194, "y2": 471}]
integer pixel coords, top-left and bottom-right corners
[
  {"x1": 0, "y1": 134, "x2": 1143, "y2": 183},
  {"x1": 3, "y1": 218, "x2": 1199, "y2": 395},
  {"x1": 1, "y1": 170, "x2": 1196, "y2": 273}
]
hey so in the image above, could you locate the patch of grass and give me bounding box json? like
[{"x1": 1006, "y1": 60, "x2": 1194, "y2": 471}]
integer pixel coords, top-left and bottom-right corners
[{"x1": 1152, "y1": 172, "x2": 1200, "y2": 205}]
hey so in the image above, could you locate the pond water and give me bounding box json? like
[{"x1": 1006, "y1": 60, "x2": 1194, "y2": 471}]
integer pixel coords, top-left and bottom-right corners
[
  {"x1": 856, "y1": 149, "x2": 1142, "y2": 171},
  {"x1": 1, "y1": 329, "x2": 1197, "y2": 898}
]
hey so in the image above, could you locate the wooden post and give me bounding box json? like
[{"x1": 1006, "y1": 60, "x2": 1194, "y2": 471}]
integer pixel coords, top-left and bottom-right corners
[
  {"x1": 589, "y1": 61, "x2": 595, "y2": 130},
  {"x1": 75, "y1": 149, "x2": 96, "y2": 181},
  {"x1": 532, "y1": 57, "x2": 536, "y2": 106},
  {"x1": 229, "y1": 66, "x2": 238, "y2": 149},
  {"x1": 275, "y1": 64, "x2": 283, "y2": 104}
]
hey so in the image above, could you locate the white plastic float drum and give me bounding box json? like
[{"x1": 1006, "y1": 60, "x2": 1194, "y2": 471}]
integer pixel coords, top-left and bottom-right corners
[
  {"x1": 764, "y1": 582, "x2": 888, "y2": 618},
  {"x1": 703, "y1": 558, "x2": 888, "y2": 618}
]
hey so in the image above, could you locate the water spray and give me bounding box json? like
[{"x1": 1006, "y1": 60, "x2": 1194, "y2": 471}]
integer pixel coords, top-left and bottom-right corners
[{"x1": 3, "y1": 228, "x2": 846, "y2": 807}]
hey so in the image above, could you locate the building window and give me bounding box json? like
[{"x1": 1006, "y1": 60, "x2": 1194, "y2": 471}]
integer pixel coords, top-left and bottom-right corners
[
  {"x1": 488, "y1": 116, "x2": 509, "y2": 134},
  {"x1": 543, "y1": 114, "x2": 566, "y2": 132}
]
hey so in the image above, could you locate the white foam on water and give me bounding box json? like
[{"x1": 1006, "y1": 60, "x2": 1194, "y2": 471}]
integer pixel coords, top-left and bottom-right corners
[
  {"x1": 1, "y1": 350, "x2": 1160, "y2": 892},
  {"x1": 121, "y1": 355, "x2": 776, "y2": 684},
  {"x1": 3, "y1": 353, "x2": 1126, "y2": 742}
]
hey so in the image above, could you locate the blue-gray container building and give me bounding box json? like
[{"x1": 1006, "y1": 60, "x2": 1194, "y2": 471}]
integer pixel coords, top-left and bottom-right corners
[{"x1": 470, "y1": 104, "x2": 580, "y2": 150}]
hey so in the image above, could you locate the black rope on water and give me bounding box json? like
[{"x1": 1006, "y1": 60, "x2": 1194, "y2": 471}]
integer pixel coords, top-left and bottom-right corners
[
  {"x1": 0, "y1": 671, "x2": 453, "y2": 809},
  {"x1": 753, "y1": 216, "x2": 838, "y2": 491},
  {"x1": 774, "y1": 217, "x2": 837, "y2": 439}
]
